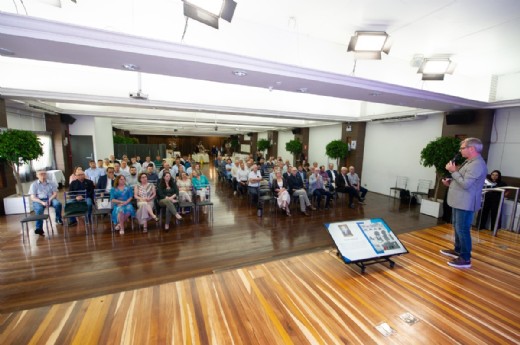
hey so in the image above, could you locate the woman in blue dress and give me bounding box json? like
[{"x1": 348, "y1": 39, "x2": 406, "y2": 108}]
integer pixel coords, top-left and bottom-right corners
[{"x1": 110, "y1": 175, "x2": 135, "y2": 234}]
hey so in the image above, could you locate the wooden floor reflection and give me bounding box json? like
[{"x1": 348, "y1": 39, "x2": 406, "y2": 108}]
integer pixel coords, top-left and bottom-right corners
[
  {"x1": 0, "y1": 169, "x2": 443, "y2": 314},
  {"x1": 1, "y1": 225, "x2": 518, "y2": 344}
]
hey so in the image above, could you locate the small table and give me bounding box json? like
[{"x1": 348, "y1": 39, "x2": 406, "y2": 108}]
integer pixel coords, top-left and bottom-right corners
[{"x1": 46, "y1": 170, "x2": 66, "y2": 187}]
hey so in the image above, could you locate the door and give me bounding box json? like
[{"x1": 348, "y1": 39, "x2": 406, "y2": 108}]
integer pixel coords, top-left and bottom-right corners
[{"x1": 70, "y1": 135, "x2": 94, "y2": 169}]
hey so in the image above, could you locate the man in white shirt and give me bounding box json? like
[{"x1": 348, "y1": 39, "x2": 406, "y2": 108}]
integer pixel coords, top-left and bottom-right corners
[
  {"x1": 248, "y1": 164, "x2": 264, "y2": 216},
  {"x1": 236, "y1": 161, "x2": 249, "y2": 196},
  {"x1": 120, "y1": 160, "x2": 130, "y2": 174},
  {"x1": 130, "y1": 156, "x2": 142, "y2": 173},
  {"x1": 29, "y1": 170, "x2": 63, "y2": 235},
  {"x1": 231, "y1": 159, "x2": 240, "y2": 195},
  {"x1": 85, "y1": 159, "x2": 104, "y2": 185},
  {"x1": 347, "y1": 166, "x2": 367, "y2": 202}
]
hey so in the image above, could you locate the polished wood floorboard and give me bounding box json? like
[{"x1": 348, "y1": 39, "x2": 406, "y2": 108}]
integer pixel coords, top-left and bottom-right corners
[
  {"x1": 2, "y1": 166, "x2": 441, "y2": 314},
  {"x1": 1, "y1": 225, "x2": 519, "y2": 344}
]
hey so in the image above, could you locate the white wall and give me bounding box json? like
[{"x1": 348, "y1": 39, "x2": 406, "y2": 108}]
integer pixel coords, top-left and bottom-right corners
[
  {"x1": 6, "y1": 110, "x2": 46, "y2": 131},
  {"x1": 308, "y1": 124, "x2": 342, "y2": 167},
  {"x1": 277, "y1": 130, "x2": 294, "y2": 162},
  {"x1": 488, "y1": 107, "x2": 520, "y2": 177},
  {"x1": 69, "y1": 116, "x2": 114, "y2": 161},
  {"x1": 362, "y1": 114, "x2": 443, "y2": 196},
  {"x1": 94, "y1": 117, "x2": 114, "y2": 161}
]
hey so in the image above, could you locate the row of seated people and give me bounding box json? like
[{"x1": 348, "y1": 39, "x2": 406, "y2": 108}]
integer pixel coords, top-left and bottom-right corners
[
  {"x1": 29, "y1": 168, "x2": 210, "y2": 237},
  {"x1": 74, "y1": 155, "x2": 198, "y2": 186},
  {"x1": 217, "y1": 158, "x2": 368, "y2": 217}
]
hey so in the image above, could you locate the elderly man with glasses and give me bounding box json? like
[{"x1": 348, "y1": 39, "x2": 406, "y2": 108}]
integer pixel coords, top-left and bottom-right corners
[
  {"x1": 29, "y1": 170, "x2": 63, "y2": 236},
  {"x1": 440, "y1": 137, "x2": 487, "y2": 269}
]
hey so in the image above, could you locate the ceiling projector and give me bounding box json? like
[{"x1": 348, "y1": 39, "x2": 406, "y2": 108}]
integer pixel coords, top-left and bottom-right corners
[{"x1": 129, "y1": 91, "x2": 148, "y2": 100}]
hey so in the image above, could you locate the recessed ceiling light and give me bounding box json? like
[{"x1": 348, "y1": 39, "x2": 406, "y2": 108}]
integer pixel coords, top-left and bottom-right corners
[
  {"x1": 298, "y1": 87, "x2": 308, "y2": 93},
  {"x1": 232, "y1": 70, "x2": 247, "y2": 77},
  {"x1": 122, "y1": 63, "x2": 139, "y2": 71},
  {"x1": 0, "y1": 47, "x2": 15, "y2": 56}
]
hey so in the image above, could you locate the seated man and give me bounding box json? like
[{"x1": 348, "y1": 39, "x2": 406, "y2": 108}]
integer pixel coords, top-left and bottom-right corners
[
  {"x1": 347, "y1": 166, "x2": 368, "y2": 202},
  {"x1": 126, "y1": 166, "x2": 139, "y2": 187},
  {"x1": 287, "y1": 167, "x2": 316, "y2": 216},
  {"x1": 145, "y1": 165, "x2": 159, "y2": 183},
  {"x1": 97, "y1": 167, "x2": 116, "y2": 192},
  {"x1": 85, "y1": 159, "x2": 104, "y2": 185},
  {"x1": 248, "y1": 164, "x2": 264, "y2": 216},
  {"x1": 326, "y1": 163, "x2": 339, "y2": 190},
  {"x1": 336, "y1": 167, "x2": 357, "y2": 208},
  {"x1": 113, "y1": 162, "x2": 129, "y2": 178},
  {"x1": 225, "y1": 158, "x2": 233, "y2": 181},
  {"x1": 309, "y1": 167, "x2": 332, "y2": 209},
  {"x1": 68, "y1": 170, "x2": 95, "y2": 225},
  {"x1": 29, "y1": 170, "x2": 63, "y2": 235},
  {"x1": 130, "y1": 156, "x2": 142, "y2": 173},
  {"x1": 236, "y1": 161, "x2": 249, "y2": 196}
]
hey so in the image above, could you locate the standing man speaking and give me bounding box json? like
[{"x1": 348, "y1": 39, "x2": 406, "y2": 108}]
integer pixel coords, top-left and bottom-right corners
[{"x1": 440, "y1": 137, "x2": 487, "y2": 268}]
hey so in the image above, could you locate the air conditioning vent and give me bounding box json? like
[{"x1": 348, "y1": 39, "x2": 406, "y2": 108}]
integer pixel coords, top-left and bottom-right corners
[{"x1": 371, "y1": 115, "x2": 427, "y2": 123}]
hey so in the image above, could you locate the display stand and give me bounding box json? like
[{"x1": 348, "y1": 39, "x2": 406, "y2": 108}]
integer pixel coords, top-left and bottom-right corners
[{"x1": 325, "y1": 218, "x2": 408, "y2": 273}]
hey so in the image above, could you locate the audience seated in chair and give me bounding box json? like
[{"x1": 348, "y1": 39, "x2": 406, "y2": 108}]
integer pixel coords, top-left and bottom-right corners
[
  {"x1": 110, "y1": 175, "x2": 135, "y2": 235},
  {"x1": 248, "y1": 164, "x2": 264, "y2": 216},
  {"x1": 29, "y1": 170, "x2": 63, "y2": 236},
  {"x1": 236, "y1": 161, "x2": 249, "y2": 197},
  {"x1": 336, "y1": 167, "x2": 359, "y2": 208},
  {"x1": 85, "y1": 159, "x2": 105, "y2": 186},
  {"x1": 68, "y1": 170, "x2": 95, "y2": 225},
  {"x1": 347, "y1": 166, "x2": 367, "y2": 203},
  {"x1": 309, "y1": 167, "x2": 332, "y2": 209},
  {"x1": 134, "y1": 172, "x2": 159, "y2": 233},
  {"x1": 158, "y1": 172, "x2": 183, "y2": 231},
  {"x1": 192, "y1": 170, "x2": 210, "y2": 214},
  {"x1": 287, "y1": 166, "x2": 315, "y2": 216},
  {"x1": 97, "y1": 167, "x2": 116, "y2": 192},
  {"x1": 271, "y1": 170, "x2": 291, "y2": 216}
]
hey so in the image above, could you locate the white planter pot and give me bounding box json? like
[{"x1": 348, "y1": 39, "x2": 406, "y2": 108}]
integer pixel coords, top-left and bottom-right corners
[
  {"x1": 3, "y1": 194, "x2": 31, "y2": 215},
  {"x1": 420, "y1": 198, "x2": 443, "y2": 218}
]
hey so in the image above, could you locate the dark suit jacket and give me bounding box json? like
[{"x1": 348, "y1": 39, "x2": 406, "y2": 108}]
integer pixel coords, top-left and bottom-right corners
[
  {"x1": 271, "y1": 177, "x2": 289, "y2": 196},
  {"x1": 96, "y1": 175, "x2": 115, "y2": 190},
  {"x1": 326, "y1": 169, "x2": 339, "y2": 182},
  {"x1": 287, "y1": 173, "x2": 305, "y2": 193},
  {"x1": 336, "y1": 173, "x2": 353, "y2": 189},
  {"x1": 69, "y1": 178, "x2": 95, "y2": 200}
]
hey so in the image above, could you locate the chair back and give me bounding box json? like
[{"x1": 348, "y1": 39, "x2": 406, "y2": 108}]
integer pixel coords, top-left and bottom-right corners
[
  {"x1": 417, "y1": 179, "x2": 432, "y2": 194},
  {"x1": 395, "y1": 176, "x2": 408, "y2": 190},
  {"x1": 94, "y1": 189, "x2": 112, "y2": 209}
]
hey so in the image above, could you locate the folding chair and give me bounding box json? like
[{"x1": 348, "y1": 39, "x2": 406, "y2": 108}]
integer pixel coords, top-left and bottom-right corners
[
  {"x1": 178, "y1": 187, "x2": 196, "y2": 221},
  {"x1": 92, "y1": 189, "x2": 113, "y2": 231},
  {"x1": 258, "y1": 184, "x2": 275, "y2": 217},
  {"x1": 20, "y1": 195, "x2": 53, "y2": 242},
  {"x1": 64, "y1": 190, "x2": 91, "y2": 233},
  {"x1": 196, "y1": 185, "x2": 214, "y2": 222},
  {"x1": 410, "y1": 179, "x2": 432, "y2": 205},
  {"x1": 389, "y1": 176, "x2": 409, "y2": 198}
]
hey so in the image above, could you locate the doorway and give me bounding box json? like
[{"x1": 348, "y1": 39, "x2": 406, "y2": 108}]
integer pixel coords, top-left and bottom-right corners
[{"x1": 70, "y1": 135, "x2": 94, "y2": 169}]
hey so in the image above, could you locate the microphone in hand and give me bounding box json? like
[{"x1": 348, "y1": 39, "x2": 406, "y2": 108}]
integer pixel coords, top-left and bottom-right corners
[{"x1": 451, "y1": 153, "x2": 461, "y2": 163}]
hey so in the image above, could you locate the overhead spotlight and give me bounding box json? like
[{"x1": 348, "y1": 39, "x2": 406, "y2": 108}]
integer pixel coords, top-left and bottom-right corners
[
  {"x1": 347, "y1": 31, "x2": 391, "y2": 60},
  {"x1": 214, "y1": 126, "x2": 218, "y2": 131},
  {"x1": 182, "y1": 0, "x2": 237, "y2": 29},
  {"x1": 418, "y1": 57, "x2": 455, "y2": 80}
]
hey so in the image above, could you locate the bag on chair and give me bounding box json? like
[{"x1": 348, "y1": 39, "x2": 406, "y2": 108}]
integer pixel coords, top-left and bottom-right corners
[{"x1": 64, "y1": 201, "x2": 88, "y2": 215}]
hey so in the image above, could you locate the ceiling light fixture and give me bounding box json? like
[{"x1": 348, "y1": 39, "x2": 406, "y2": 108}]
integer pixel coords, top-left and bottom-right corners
[
  {"x1": 347, "y1": 31, "x2": 391, "y2": 60},
  {"x1": 0, "y1": 47, "x2": 15, "y2": 56},
  {"x1": 122, "y1": 63, "x2": 139, "y2": 71},
  {"x1": 232, "y1": 70, "x2": 247, "y2": 77},
  {"x1": 418, "y1": 58, "x2": 455, "y2": 81},
  {"x1": 182, "y1": 0, "x2": 237, "y2": 29},
  {"x1": 298, "y1": 87, "x2": 308, "y2": 93}
]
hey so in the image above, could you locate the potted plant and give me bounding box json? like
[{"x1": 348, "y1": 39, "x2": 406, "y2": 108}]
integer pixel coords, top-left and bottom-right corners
[
  {"x1": 285, "y1": 138, "x2": 302, "y2": 164},
  {"x1": 230, "y1": 137, "x2": 240, "y2": 152},
  {"x1": 0, "y1": 129, "x2": 43, "y2": 214},
  {"x1": 325, "y1": 139, "x2": 349, "y2": 168},
  {"x1": 419, "y1": 136, "x2": 462, "y2": 217},
  {"x1": 257, "y1": 138, "x2": 271, "y2": 154}
]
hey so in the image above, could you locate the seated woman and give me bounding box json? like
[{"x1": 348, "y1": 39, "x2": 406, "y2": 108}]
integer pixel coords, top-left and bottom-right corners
[
  {"x1": 134, "y1": 172, "x2": 158, "y2": 232},
  {"x1": 157, "y1": 172, "x2": 183, "y2": 230},
  {"x1": 479, "y1": 169, "x2": 508, "y2": 230},
  {"x1": 271, "y1": 170, "x2": 291, "y2": 216},
  {"x1": 110, "y1": 175, "x2": 135, "y2": 235},
  {"x1": 177, "y1": 172, "x2": 193, "y2": 202},
  {"x1": 192, "y1": 170, "x2": 210, "y2": 214}
]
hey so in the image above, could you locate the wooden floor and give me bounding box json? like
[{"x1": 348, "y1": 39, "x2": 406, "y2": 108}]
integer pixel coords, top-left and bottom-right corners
[
  {"x1": 2, "y1": 167, "x2": 519, "y2": 343},
  {"x1": 1, "y1": 225, "x2": 519, "y2": 344}
]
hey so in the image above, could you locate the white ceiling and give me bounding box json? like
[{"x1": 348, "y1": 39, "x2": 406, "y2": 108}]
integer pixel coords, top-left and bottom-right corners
[{"x1": 1, "y1": 0, "x2": 520, "y2": 136}]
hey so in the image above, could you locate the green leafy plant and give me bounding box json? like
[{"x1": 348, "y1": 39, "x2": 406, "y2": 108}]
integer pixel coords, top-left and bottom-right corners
[
  {"x1": 285, "y1": 139, "x2": 303, "y2": 156},
  {"x1": 113, "y1": 135, "x2": 139, "y2": 144},
  {"x1": 325, "y1": 140, "x2": 349, "y2": 166},
  {"x1": 420, "y1": 136, "x2": 462, "y2": 199},
  {"x1": 230, "y1": 137, "x2": 240, "y2": 151},
  {"x1": 0, "y1": 129, "x2": 43, "y2": 195},
  {"x1": 256, "y1": 138, "x2": 271, "y2": 152}
]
